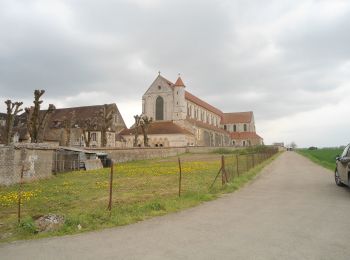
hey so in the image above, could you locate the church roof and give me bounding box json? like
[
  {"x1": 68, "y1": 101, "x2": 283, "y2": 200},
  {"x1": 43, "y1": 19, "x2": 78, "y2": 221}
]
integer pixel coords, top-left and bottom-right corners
[
  {"x1": 157, "y1": 74, "x2": 223, "y2": 117},
  {"x1": 230, "y1": 132, "x2": 262, "y2": 140},
  {"x1": 174, "y1": 76, "x2": 185, "y2": 87},
  {"x1": 185, "y1": 91, "x2": 223, "y2": 117},
  {"x1": 186, "y1": 118, "x2": 228, "y2": 135},
  {"x1": 120, "y1": 121, "x2": 193, "y2": 136},
  {"x1": 221, "y1": 112, "x2": 253, "y2": 124}
]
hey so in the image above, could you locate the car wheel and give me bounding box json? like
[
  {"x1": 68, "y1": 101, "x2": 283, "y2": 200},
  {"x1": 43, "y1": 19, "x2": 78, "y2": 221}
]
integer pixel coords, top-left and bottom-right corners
[{"x1": 335, "y1": 168, "x2": 345, "y2": 187}]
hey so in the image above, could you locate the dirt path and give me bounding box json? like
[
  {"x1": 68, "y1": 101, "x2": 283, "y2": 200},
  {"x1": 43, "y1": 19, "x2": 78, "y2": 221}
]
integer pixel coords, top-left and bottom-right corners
[{"x1": 2, "y1": 152, "x2": 350, "y2": 259}]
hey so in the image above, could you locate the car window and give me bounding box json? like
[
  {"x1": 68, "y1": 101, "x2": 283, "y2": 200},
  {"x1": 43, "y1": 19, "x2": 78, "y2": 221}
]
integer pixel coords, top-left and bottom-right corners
[{"x1": 341, "y1": 145, "x2": 350, "y2": 157}]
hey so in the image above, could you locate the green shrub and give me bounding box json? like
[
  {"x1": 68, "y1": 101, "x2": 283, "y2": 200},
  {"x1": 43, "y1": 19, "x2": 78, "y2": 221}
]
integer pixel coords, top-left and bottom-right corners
[{"x1": 18, "y1": 217, "x2": 37, "y2": 234}]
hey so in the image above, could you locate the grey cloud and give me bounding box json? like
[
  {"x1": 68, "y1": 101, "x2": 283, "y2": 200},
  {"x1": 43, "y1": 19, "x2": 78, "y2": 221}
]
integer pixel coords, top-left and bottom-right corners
[{"x1": 0, "y1": 0, "x2": 350, "y2": 146}]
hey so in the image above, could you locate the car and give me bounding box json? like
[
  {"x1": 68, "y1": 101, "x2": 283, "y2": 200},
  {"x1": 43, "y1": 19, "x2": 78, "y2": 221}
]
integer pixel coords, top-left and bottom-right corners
[{"x1": 335, "y1": 144, "x2": 350, "y2": 186}]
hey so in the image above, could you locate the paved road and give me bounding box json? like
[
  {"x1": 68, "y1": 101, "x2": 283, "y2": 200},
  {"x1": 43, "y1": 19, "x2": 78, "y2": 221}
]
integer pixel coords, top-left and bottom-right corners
[{"x1": 2, "y1": 152, "x2": 350, "y2": 260}]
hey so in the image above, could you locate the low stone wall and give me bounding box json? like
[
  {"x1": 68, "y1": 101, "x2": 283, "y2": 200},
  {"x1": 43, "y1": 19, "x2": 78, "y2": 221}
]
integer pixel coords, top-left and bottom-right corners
[
  {"x1": 0, "y1": 144, "x2": 56, "y2": 186},
  {"x1": 186, "y1": 146, "x2": 238, "y2": 154},
  {"x1": 88, "y1": 147, "x2": 188, "y2": 163},
  {"x1": 87, "y1": 146, "x2": 238, "y2": 163}
]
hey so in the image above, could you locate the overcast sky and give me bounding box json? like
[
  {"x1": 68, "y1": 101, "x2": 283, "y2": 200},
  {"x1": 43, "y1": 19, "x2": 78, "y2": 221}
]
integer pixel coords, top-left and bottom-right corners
[{"x1": 0, "y1": 0, "x2": 349, "y2": 147}]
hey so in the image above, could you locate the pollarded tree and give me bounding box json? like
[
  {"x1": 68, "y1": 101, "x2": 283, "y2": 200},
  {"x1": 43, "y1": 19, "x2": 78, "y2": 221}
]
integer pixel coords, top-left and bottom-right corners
[
  {"x1": 62, "y1": 111, "x2": 76, "y2": 146},
  {"x1": 25, "y1": 90, "x2": 56, "y2": 143},
  {"x1": 133, "y1": 115, "x2": 141, "y2": 147},
  {"x1": 4, "y1": 100, "x2": 23, "y2": 145},
  {"x1": 76, "y1": 117, "x2": 98, "y2": 147},
  {"x1": 140, "y1": 115, "x2": 152, "y2": 147},
  {"x1": 99, "y1": 104, "x2": 115, "y2": 147}
]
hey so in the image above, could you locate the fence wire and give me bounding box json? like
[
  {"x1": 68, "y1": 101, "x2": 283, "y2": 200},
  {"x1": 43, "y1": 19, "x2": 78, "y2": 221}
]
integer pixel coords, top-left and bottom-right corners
[{"x1": 0, "y1": 147, "x2": 278, "y2": 238}]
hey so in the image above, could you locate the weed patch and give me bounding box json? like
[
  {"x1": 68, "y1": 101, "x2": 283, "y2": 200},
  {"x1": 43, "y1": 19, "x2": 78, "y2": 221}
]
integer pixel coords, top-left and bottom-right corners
[{"x1": 0, "y1": 151, "x2": 279, "y2": 243}]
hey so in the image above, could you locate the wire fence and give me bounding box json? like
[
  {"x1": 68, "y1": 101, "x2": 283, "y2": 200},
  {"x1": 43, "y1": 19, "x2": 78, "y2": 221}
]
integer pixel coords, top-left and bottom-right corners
[{"x1": 0, "y1": 147, "x2": 278, "y2": 238}]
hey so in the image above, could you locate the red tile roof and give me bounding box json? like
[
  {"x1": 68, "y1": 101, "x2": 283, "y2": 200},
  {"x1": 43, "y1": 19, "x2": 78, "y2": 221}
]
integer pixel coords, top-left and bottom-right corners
[
  {"x1": 186, "y1": 118, "x2": 228, "y2": 135},
  {"x1": 185, "y1": 91, "x2": 223, "y2": 117},
  {"x1": 158, "y1": 75, "x2": 255, "y2": 129},
  {"x1": 159, "y1": 75, "x2": 223, "y2": 117},
  {"x1": 120, "y1": 121, "x2": 193, "y2": 136},
  {"x1": 174, "y1": 77, "x2": 185, "y2": 87},
  {"x1": 230, "y1": 132, "x2": 262, "y2": 140},
  {"x1": 222, "y1": 112, "x2": 253, "y2": 124}
]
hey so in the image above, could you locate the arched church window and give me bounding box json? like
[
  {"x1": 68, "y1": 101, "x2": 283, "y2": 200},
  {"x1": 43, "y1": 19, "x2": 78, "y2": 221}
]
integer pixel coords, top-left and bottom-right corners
[{"x1": 156, "y1": 96, "x2": 164, "y2": 120}]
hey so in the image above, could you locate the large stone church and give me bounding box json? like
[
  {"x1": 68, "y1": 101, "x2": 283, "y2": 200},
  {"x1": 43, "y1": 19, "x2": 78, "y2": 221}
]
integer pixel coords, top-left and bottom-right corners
[{"x1": 120, "y1": 74, "x2": 263, "y2": 147}]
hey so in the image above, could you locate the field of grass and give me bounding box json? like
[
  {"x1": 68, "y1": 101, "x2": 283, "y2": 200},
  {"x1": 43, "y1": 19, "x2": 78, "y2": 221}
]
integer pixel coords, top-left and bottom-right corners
[
  {"x1": 297, "y1": 147, "x2": 343, "y2": 171},
  {"x1": 0, "y1": 150, "x2": 279, "y2": 243}
]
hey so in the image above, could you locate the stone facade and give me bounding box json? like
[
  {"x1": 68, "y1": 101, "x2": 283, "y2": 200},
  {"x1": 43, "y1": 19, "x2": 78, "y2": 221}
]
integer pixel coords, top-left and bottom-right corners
[
  {"x1": 136, "y1": 74, "x2": 263, "y2": 147},
  {"x1": 0, "y1": 144, "x2": 55, "y2": 186},
  {"x1": 9, "y1": 103, "x2": 126, "y2": 148}
]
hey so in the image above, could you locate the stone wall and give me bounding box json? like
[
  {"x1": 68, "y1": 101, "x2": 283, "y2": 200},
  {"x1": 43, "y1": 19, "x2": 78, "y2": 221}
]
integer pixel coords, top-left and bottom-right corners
[
  {"x1": 0, "y1": 144, "x2": 55, "y2": 186},
  {"x1": 89, "y1": 146, "x2": 187, "y2": 163},
  {"x1": 88, "y1": 146, "x2": 238, "y2": 163},
  {"x1": 186, "y1": 146, "x2": 238, "y2": 154}
]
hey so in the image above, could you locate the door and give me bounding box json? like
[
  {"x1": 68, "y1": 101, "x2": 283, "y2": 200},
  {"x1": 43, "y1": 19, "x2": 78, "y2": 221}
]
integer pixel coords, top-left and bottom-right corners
[{"x1": 337, "y1": 144, "x2": 350, "y2": 184}]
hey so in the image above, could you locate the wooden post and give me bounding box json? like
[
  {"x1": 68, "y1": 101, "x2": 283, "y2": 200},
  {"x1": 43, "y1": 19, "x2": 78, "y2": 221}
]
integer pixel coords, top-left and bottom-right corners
[
  {"x1": 178, "y1": 157, "x2": 182, "y2": 197},
  {"x1": 18, "y1": 165, "x2": 24, "y2": 223},
  {"x1": 221, "y1": 155, "x2": 228, "y2": 185},
  {"x1": 210, "y1": 166, "x2": 223, "y2": 189},
  {"x1": 236, "y1": 154, "x2": 239, "y2": 176},
  {"x1": 221, "y1": 156, "x2": 224, "y2": 185},
  {"x1": 55, "y1": 151, "x2": 58, "y2": 174},
  {"x1": 107, "y1": 161, "x2": 114, "y2": 214}
]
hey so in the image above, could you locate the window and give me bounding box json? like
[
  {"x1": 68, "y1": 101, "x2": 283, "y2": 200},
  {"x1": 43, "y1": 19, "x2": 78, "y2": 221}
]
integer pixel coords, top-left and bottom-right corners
[
  {"x1": 224, "y1": 125, "x2": 227, "y2": 130},
  {"x1": 233, "y1": 125, "x2": 236, "y2": 132},
  {"x1": 156, "y1": 96, "x2": 164, "y2": 120},
  {"x1": 243, "y1": 140, "x2": 246, "y2": 146},
  {"x1": 244, "y1": 124, "x2": 247, "y2": 132},
  {"x1": 158, "y1": 85, "x2": 161, "y2": 90},
  {"x1": 91, "y1": 133, "x2": 97, "y2": 141}
]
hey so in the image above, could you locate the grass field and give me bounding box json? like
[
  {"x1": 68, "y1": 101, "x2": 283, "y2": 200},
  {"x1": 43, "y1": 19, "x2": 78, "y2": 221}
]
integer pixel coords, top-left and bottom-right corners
[
  {"x1": 297, "y1": 147, "x2": 343, "y2": 171},
  {"x1": 0, "y1": 150, "x2": 279, "y2": 243}
]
